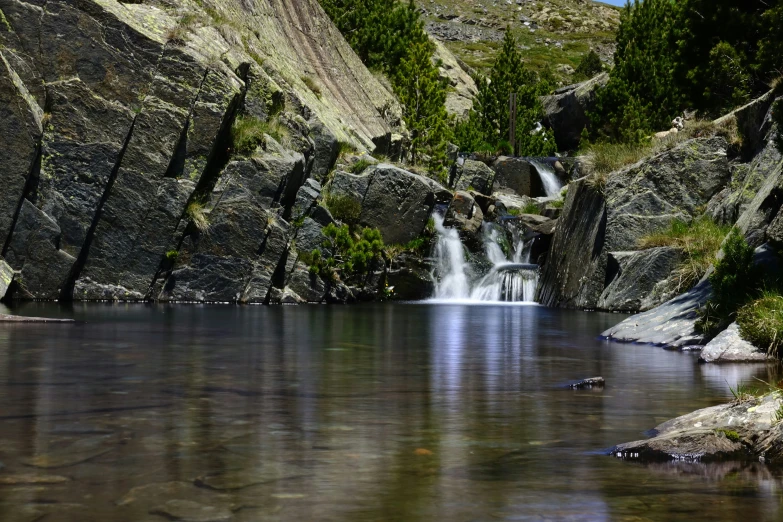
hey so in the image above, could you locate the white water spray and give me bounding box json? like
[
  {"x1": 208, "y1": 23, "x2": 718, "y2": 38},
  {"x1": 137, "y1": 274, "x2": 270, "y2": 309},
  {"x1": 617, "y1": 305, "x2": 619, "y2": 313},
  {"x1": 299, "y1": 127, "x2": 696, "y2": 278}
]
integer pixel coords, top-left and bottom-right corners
[
  {"x1": 529, "y1": 159, "x2": 563, "y2": 198},
  {"x1": 431, "y1": 215, "x2": 538, "y2": 303}
]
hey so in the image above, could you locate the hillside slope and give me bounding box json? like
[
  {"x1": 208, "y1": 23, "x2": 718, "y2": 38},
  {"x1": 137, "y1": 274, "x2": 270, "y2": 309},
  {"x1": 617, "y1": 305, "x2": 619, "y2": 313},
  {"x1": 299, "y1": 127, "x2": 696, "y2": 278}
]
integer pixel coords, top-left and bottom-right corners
[{"x1": 421, "y1": 0, "x2": 620, "y2": 83}]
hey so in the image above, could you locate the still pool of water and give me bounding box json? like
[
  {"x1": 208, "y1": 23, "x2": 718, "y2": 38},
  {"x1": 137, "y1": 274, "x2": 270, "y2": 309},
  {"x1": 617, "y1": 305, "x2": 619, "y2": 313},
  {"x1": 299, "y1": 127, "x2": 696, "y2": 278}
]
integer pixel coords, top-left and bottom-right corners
[{"x1": 0, "y1": 302, "x2": 781, "y2": 521}]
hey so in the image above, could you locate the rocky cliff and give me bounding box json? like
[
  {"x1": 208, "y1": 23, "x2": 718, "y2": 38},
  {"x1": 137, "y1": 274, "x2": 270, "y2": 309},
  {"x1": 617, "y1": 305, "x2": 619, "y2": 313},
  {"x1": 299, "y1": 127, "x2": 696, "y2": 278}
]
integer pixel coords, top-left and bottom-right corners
[{"x1": 0, "y1": 0, "x2": 418, "y2": 303}]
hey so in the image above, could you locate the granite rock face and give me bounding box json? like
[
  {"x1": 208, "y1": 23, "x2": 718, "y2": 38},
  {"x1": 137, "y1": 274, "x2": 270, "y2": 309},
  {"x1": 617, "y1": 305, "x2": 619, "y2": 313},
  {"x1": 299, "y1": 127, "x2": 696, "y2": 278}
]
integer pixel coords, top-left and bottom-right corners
[
  {"x1": 542, "y1": 73, "x2": 608, "y2": 151},
  {"x1": 452, "y1": 160, "x2": 495, "y2": 195},
  {"x1": 598, "y1": 247, "x2": 682, "y2": 312},
  {"x1": 0, "y1": 0, "x2": 409, "y2": 303}
]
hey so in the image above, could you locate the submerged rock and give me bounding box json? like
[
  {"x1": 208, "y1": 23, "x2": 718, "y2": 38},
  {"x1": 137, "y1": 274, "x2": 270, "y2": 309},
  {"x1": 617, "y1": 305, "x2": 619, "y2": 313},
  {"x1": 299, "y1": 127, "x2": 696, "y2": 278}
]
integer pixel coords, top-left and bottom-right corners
[
  {"x1": 699, "y1": 323, "x2": 773, "y2": 363},
  {"x1": 150, "y1": 500, "x2": 232, "y2": 522},
  {"x1": 568, "y1": 377, "x2": 605, "y2": 389}
]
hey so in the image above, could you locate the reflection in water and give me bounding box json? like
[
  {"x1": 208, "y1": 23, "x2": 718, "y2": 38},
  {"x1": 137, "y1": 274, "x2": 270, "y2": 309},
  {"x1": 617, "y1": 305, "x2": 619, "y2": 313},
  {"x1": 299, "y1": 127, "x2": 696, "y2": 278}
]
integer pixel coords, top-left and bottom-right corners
[{"x1": 0, "y1": 302, "x2": 781, "y2": 521}]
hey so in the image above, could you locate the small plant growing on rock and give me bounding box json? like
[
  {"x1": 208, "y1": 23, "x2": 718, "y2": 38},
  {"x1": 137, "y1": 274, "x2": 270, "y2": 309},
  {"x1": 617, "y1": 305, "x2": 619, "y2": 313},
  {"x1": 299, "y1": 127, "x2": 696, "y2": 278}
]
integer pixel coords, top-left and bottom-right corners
[
  {"x1": 186, "y1": 200, "x2": 210, "y2": 232},
  {"x1": 301, "y1": 76, "x2": 322, "y2": 99},
  {"x1": 348, "y1": 159, "x2": 373, "y2": 174},
  {"x1": 308, "y1": 223, "x2": 385, "y2": 280},
  {"x1": 165, "y1": 250, "x2": 179, "y2": 263},
  {"x1": 715, "y1": 428, "x2": 741, "y2": 442},
  {"x1": 737, "y1": 293, "x2": 783, "y2": 357},
  {"x1": 521, "y1": 202, "x2": 541, "y2": 215},
  {"x1": 324, "y1": 193, "x2": 362, "y2": 225},
  {"x1": 698, "y1": 227, "x2": 758, "y2": 336},
  {"x1": 231, "y1": 115, "x2": 290, "y2": 155}
]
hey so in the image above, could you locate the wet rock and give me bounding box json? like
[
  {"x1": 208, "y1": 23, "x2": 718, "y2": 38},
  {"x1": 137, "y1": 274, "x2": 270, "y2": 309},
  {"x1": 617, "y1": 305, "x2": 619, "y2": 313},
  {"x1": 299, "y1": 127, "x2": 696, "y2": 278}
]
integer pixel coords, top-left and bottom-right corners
[
  {"x1": 452, "y1": 159, "x2": 495, "y2": 195},
  {"x1": 0, "y1": 314, "x2": 73, "y2": 323},
  {"x1": 491, "y1": 157, "x2": 543, "y2": 197},
  {"x1": 598, "y1": 247, "x2": 682, "y2": 312},
  {"x1": 387, "y1": 254, "x2": 434, "y2": 300},
  {"x1": 542, "y1": 73, "x2": 608, "y2": 151},
  {"x1": 513, "y1": 214, "x2": 556, "y2": 235},
  {"x1": 537, "y1": 178, "x2": 606, "y2": 308},
  {"x1": 601, "y1": 279, "x2": 710, "y2": 348},
  {"x1": 359, "y1": 165, "x2": 448, "y2": 244},
  {"x1": 285, "y1": 262, "x2": 326, "y2": 303},
  {"x1": 699, "y1": 323, "x2": 772, "y2": 363},
  {"x1": 611, "y1": 394, "x2": 783, "y2": 464},
  {"x1": 568, "y1": 377, "x2": 605, "y2": 389},
  {"x1": 444, "y1": 191, "x2": 483, "y2": 239},
  {"x1": 492, "y1": 191, "x2": 538, "y2": 215},
  {"x1": 150, "y1": 500, "x2": 232, "y2": 522}
]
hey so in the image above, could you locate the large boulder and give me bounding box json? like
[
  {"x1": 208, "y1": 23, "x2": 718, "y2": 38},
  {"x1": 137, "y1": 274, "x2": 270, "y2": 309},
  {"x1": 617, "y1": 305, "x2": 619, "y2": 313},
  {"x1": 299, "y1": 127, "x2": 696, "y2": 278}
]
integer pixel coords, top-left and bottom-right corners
[
  {"x1": 542, "y1": 73, "x2": 608, "y2": 151},
  {"x1": 610, "y1": 393, "x2": 783, "y2": 464},
  {"x1": 604, "y1": 136, "x2": 731, "y2": 251},
  {"x1": 491, "y1": 157, "x2": 544, "y2": 197},
  {"x1": 537, "y1": 178, "x2": 606, "y2": 308},
  {"x1": 601, "y1": 279, "x2": 711, "y2": 348},
  {"x1": 597, "y1": 247, "x2": 682, "y2": 312},
  {"x1": 432, "y1": 39, "x2": 477, "y2": 120},
  {"x1": 327, "y1": 164, "x2": 450, "y2": 245},
  {"x1": 699, "y1": 323, "x2": 773, "y2": 363},
  {"x1": 157, "y1": 157, "x2": 294, "y2": 303},
  {"x1": 452, "y1": 159, "x2": 495, "y2": 195}
]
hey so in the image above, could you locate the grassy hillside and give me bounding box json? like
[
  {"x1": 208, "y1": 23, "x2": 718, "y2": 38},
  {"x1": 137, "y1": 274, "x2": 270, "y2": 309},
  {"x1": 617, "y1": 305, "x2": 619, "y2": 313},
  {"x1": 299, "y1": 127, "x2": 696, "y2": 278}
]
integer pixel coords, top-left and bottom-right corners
[{"x1": 420, "y1": 0, "x2": 620, "y2": 84}]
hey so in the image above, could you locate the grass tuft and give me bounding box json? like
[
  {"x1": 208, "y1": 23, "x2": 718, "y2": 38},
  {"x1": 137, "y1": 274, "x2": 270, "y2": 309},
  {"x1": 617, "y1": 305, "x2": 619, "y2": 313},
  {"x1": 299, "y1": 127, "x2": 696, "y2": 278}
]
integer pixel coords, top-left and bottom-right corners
[
  {"x1": 737, "y1": 293, "x2": 783, "y2": 357},
  {"x1": 231, "y1": 115, "x2": 290, "y2": 155},
  {"x1": 323, "y1": 193, "x2": 362, "y2": 225},
  {"x1": 638, "y1": 216, "x2": 730, "y2": 293},
  {"x1": 186, "y1": 200, "x2": 210, "y2": 232}
]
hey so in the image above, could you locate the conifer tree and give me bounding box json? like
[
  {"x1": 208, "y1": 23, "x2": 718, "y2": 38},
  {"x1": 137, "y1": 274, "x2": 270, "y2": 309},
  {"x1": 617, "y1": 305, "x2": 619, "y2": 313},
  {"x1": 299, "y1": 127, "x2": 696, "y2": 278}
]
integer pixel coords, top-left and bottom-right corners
[
  {"x1": 393, "y1": 41, "x2": 451, "y2": 172},
  {"x1": 456, "y1": 30, "x2": 555, "y2": 155}
]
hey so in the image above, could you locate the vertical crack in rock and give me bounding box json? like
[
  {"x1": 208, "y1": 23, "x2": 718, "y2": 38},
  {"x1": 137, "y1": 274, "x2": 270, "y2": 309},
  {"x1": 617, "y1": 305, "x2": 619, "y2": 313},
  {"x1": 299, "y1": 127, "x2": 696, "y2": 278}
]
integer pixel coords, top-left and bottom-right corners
[
  {"x1": 60, "y1": 116, "x2": 138, "y2": 300},
  {"x1": 2, "y1": 142, "x2": 42, "y2": 258},
  {"x1": 145, "y1": 64, "x2": 250, "y2": 299}
]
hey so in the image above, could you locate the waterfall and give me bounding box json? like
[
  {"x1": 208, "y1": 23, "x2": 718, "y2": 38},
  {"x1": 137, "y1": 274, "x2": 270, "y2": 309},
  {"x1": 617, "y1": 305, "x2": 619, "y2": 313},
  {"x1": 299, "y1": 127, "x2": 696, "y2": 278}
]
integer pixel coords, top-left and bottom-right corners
[
  {"x1": 529, "y1": 159, "x2": 563, "y2": 198},
  {"x1": 432, "y1": 214, "x2": 471, "y2": 299},
  {"x1": 431, "y1": 216, "x2": 538, "y2": 303}
]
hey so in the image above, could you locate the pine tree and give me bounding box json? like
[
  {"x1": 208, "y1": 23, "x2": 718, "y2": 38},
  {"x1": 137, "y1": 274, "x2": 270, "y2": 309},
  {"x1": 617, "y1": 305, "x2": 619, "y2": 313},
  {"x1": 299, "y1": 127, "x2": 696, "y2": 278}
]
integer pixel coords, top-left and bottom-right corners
[
  {"x1": 456, "y1": 30, "x2": 555, "y2": 155},
  {"x1": 575, "y1": 50, "x2": 603, "y2": 80},
  {"x1": 590, "y1": 0, "x2": 681, "y2": 142},
  {"x1": 393, "y1": 41, "x2": 452, "y2": 172}
]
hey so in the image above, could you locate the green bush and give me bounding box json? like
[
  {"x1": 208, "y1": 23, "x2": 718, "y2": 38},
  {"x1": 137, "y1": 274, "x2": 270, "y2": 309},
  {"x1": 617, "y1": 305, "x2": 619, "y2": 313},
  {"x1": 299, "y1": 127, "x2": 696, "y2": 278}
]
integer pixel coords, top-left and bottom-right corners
[
  {"x1": 521, "y1": 202, "x2": 540, "y2": 215},
  {"x1": 575, "y1": 50, "x2": 603, "y2": 79},
  {"x1": 309, "y1": 223, "x2": 385, "y2": 279},
  {"x1": 699, "y1": 227, "x2": 757, "y2": 335},
  {"x1": 324, "y1": 194, "x2": 362, "y2": 224},
  {"x1": 737, "y1": 294, "x2": 783, "y2": 356},
  {"x1": 348, "y1": 159, "x2": 373, "y2": 174}
]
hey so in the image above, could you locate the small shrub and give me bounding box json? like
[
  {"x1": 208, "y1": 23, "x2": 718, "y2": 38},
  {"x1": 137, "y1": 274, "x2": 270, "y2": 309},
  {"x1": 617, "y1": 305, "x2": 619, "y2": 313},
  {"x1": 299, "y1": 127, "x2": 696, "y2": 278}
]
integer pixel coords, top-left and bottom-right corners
[
  {"x1": 773, "y1": 99, "x2": 783, "y2": 155},
  {"x1": 324, "y1": 193, "x2": 362, "y2": 224},
  {"x1": 639, "y1": 216, "x2": 731, "y2": 293},
  {"x1": 521, "y1": 202, "x2": 541, "y2": 215},
  {"x1": 699, "y1": 228, "x2": 758, "y2": 335},
  {"x1": 310, "y1": 223, "x2": 385, "y2": 279},
  {"x1": 575, "y1": 50, "x2": 603, "y2": 79},
  {"x1": 165, "y1": 250, "x2": 179, "y2": 263},
  {"x1": 737, "y1": 294, "x2": 783, "y2": 357}
]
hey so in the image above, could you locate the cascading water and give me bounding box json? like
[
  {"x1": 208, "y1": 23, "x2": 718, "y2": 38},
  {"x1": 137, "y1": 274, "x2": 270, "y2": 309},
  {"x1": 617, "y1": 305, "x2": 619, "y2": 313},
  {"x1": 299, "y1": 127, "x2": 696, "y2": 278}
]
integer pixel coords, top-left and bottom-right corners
[
  {"x1": 431, "y1": 215, "x2": 538, "y2": 303},
  {"x1": 529, "y1": 159, "x2": 563, "y2": 198}
]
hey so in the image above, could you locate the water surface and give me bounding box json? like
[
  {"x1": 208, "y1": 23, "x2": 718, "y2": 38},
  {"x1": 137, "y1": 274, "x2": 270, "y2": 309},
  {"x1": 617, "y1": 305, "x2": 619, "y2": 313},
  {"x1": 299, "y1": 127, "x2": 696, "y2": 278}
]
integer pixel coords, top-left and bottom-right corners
[{"x1": 0, "y1": 303, "x2": 781, "y2": 521}]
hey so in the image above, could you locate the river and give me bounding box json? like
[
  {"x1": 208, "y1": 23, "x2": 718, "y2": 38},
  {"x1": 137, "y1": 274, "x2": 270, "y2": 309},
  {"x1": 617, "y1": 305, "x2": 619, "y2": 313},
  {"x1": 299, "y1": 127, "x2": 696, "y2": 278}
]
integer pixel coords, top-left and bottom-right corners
[{"x1": 0, "y1": 302, "x2": 781, "y2": 521}]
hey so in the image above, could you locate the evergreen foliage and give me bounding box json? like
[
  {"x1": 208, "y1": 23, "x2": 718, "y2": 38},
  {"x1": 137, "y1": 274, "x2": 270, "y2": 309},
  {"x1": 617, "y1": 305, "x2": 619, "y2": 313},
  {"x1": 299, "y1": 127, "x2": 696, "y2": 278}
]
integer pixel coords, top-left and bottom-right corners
[
  {"x1": 455, "y1": 31, "x2": 556, "y2": 155},
  {"x1": 393, "y1": 41, "x2": 452, "y2": 172},
  {"x1": 698, "y1": 228, "x2": 758, "y2": 335},
  {"x1": 308, "y1": 224, "x2": 385, "y2": 279},
  {"x1": 319, "y1": 0, "x2": 450, "y2": 170},
  {"x1": 575, "y1": 50, "x2": 603, "y2": 80},
  {"x1": 590, "y1": 0, "x2": 783, "y2": 142}
]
